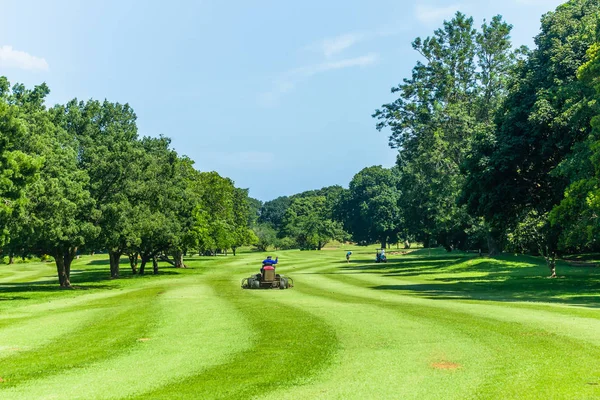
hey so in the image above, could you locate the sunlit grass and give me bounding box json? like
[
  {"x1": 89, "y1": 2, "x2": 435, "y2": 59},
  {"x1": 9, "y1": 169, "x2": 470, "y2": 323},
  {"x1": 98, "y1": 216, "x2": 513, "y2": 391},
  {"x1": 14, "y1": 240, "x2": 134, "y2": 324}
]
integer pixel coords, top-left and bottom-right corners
[{"x1": 0, "y1": 247, "x2": 599, "y2": 399}]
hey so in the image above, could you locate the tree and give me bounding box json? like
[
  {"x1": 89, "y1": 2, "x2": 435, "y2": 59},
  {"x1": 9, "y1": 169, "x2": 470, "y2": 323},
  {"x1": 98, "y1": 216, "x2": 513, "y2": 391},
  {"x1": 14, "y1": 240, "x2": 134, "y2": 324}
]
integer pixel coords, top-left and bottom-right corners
[
  {"x1": 22, "y1": 108, "x2": 98, "y2": 286},
  {"x1": 258, "y1": 196, "x2": 291, "y2": 230},
  {"x1": 246, "y1": 197, "x2": 262, "y2": 227},
  {"x1": 97, "y1": 135, "x2": 180, "y2": 275},
  {"x1": 374, "y1": 13, "x2": 516, "y2": 251},
  {"x1": 550, "y1": 25, "x2": 600, "y2": 252},
  {"x1": 507, "y1": 211, "x2": 560, "y2": 278},
  {"x1": 338, "y1": 166, "x2": 402, "y2": 248},
  {"x1": 282, "y1": 196, "x2": 345, "y2": 250},
  {"x1": 463, "y1": 0, "x2": 600, "y2": 255},
  {"x1": 51, "y1": 99, "x2": 140, "y2": 278},
  {"x1": 0, "y1": 79, "x2": 42, "y2": 247},
  {"x1": 253, "y1": 223, "x2": 277, "y2": 252},
  {"x1": 230, "y1": 188, "x2": 258, "y2": 255}
]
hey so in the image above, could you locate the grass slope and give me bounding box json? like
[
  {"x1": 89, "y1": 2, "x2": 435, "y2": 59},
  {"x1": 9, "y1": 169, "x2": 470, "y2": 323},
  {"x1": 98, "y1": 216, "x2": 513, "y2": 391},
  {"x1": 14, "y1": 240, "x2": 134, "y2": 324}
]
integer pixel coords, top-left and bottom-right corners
[{"x1": 0, "y1": 247, "x2": 599, "y2": 399}]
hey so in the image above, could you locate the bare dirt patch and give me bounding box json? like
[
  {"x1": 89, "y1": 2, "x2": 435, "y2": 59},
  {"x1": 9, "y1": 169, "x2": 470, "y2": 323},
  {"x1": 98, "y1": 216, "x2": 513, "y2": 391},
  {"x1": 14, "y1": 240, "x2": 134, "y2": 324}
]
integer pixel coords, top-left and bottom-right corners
[
  {"x1": 137, "y1": 338, "x2": 151, "y2": 342},
  {"x1": 431, "y1": 361, "x2": 461, "y2": 370},
  {"x1": 0, "y1": 377, "x2": 4, "y2": 383}
]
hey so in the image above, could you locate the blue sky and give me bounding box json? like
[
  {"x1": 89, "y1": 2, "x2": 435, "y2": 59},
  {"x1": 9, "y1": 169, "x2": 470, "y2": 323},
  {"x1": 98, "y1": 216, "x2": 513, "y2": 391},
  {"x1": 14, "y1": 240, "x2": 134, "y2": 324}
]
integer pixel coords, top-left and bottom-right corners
[{"x1": 0, "y1": 0, "x2": 564, "y2": 201}]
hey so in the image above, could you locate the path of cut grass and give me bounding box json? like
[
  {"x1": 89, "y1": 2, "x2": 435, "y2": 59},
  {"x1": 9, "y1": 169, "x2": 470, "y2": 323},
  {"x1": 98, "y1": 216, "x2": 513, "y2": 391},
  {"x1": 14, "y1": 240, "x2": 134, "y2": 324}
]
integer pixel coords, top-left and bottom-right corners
[{"x1": 0, "y1": 247, "x2": 599, "y2": 399}]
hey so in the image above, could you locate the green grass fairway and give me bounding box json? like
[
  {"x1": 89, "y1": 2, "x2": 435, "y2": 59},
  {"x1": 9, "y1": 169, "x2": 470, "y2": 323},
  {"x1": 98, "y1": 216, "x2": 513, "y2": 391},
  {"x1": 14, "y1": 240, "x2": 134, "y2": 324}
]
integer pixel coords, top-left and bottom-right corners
[{"x1": 1, "y1": 247, "x2": 600, "y2": 399}]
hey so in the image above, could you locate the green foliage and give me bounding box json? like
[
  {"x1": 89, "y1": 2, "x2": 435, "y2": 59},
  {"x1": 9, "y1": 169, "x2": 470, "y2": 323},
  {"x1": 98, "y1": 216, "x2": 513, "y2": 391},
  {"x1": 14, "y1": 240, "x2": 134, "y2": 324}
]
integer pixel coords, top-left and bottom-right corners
[
  {"x1": 252, "y1": 223, "x2": 277, "y2": 251},
  {"x1": 550, "y1": 32, "x2": 600, "y2": 251},
  {"x1": 375, "y1": 12, "x2": 516, "y2": 250},
  {"x1": 0, "y1": 96, "x2": 42, "y2": 246},
  {"x1": 0, "y1": 76, "x2": 257, "y2": 281},
  {"x1": 282, "y1": 195, "x2": 346, "y2": 250},
  {"x1": 258, "y1": 195, "x2": 291, "y2": 230},
  {"x1": 463, "y1": 0, "x2": 600, "y2": 234},
  {"x1": 338, "y1": 166, "x2": 402, "y2": 247}
]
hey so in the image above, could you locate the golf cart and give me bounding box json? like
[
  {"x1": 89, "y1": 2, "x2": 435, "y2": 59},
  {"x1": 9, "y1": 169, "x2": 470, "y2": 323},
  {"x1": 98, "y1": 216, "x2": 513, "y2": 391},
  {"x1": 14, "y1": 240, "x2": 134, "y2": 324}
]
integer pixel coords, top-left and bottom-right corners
[
  {"x1": 376, "y1": 249, "x2": 387, "y2": 263},
  {"x1": 241, "y1": 266, "x2": 294, "y2": 289}
]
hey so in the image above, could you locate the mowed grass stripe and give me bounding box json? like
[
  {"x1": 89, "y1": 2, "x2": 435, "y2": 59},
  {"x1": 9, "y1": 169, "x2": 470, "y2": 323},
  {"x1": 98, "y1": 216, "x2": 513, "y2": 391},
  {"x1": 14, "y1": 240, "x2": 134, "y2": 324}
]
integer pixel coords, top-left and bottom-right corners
[
  {"x1": 288, "y1": 276, "x2": 600, "y2": 399},
  {"x1": 130, "y1": 272, "x2": 338, "y2": 400},
  {"x1": 0, "y1": 286, "x2": 163, "y2": 391},
  {"x1": 323, "y1": 268, "x2": 600, "y2": 345},
  {"x1": 2, "y1": 280, "x2": 253, "y2": 400}
]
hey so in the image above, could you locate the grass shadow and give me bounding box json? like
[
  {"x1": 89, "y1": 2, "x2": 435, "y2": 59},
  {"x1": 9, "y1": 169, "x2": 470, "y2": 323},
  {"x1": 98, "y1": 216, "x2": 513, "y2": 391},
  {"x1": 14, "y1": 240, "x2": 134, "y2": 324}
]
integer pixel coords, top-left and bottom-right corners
[{"x1": 368, "y1": 253, "x2": 600, "y2": 308}]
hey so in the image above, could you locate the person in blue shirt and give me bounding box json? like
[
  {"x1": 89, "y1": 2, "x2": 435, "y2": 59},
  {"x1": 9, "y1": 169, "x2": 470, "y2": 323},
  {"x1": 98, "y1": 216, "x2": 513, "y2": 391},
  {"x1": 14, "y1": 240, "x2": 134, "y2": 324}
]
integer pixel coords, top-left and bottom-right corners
[
  {"x1": 261, "y1": 255, "x2": 278, "y2": 274},
  {"x1": 346, "y1": 251, "x2": 352, "y2": 263}
]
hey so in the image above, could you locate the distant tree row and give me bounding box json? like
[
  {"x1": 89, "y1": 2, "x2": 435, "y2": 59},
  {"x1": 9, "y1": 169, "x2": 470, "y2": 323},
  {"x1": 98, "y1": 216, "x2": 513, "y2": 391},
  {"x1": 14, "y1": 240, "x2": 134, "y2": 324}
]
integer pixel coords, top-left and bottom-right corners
[{"x1": 0, "y1": 79, "x2": 256, "y2": 286}]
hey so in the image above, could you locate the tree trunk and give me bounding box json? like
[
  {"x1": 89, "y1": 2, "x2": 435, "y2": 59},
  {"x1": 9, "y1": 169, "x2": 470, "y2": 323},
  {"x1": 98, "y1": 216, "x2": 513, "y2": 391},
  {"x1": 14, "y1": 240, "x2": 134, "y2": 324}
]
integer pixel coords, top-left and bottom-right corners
[
  {"x1": 109, "y1": 251, "x2": 122, "y2": 278},
  {"x1": 318, "y1": 241, "x2": 323, "y2": 250},
  {"x1": 487, "y1": 231, "x2": 500, "y2": 256},
  {"x1": 423, "y1": 235, "x2": 431, "y2": 249},
  {"x1": 128, "y1": 253, "x2": 138, "y2": 274},
  {"x1": 54, "y1": 248, "x2": 72, "y2": 287},
  {"x1": 159, "y1": 254, "x2": 175, "y2": 266},
  {"x1": 139, "y1": 256, "x2": 148, "y2": 275},
  {"x1": 232, "y1": 247, "x2": 237, "y2": 256},
  {"x1": 64, "y1": 247, "x2": 76, "y2": 284},
  {"x1": 152, "y1": 256, "x2": 159, "y2": 275},
  {"x1": 173, "y1": 251, "x2": 186, "y2": 268},
  {"x1": 380, "y1": 239, "x2": 387, "y2": 249},
  {"x1": 8, "y1": 253, "x2": 14, "y2": 264},
  {"x1": 404, "y1": 240, "x2": 411, "y2": 249},
  {"x1": 546, "y1": 252, "x2": 557, "y2": 278}
]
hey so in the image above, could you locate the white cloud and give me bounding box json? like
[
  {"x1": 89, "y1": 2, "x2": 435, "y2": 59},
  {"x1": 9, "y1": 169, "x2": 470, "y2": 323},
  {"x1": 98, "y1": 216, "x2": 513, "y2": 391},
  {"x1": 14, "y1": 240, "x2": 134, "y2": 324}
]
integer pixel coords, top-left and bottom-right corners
[
  {"x1": 290, "y1": 53, "x2": 379, "y2": 77},
  {"x1": 414, "y1": 4, "x2": 461, "y2": 24},
  {"x1": 259, "y1": 54, "x2": 379, "y2": 107},
  {"x1": 318, "y1": 33, "x2": 365, "y2": 58},
  {"x1": 0, "y1": 45, "x2": 49, "y2": 71}
]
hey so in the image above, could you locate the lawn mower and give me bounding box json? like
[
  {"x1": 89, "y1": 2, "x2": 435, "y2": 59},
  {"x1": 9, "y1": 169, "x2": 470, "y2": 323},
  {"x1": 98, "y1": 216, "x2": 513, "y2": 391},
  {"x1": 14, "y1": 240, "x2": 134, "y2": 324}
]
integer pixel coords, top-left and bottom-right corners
[{"x1": 241, "y1": 266, "x2": 294, "y2": 289}]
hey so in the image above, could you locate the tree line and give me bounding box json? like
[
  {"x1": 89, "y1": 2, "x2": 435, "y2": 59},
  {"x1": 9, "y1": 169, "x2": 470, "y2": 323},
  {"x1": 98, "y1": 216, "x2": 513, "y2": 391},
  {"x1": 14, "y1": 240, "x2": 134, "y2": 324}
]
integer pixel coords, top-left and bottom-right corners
[
  {"x1": 255, "y1": 0, "x2": 600, "y2": 276},
  {"x1": 0, "y1": 80, "x2": 256, "y2": 286}
]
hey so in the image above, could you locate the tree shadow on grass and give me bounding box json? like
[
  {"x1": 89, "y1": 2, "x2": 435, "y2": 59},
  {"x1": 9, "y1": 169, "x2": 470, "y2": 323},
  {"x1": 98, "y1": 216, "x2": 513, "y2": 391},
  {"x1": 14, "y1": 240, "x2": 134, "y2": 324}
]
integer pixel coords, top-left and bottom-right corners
[
  {"x1": 0, "y1": 266, "x2": 181, "y2": 298},
  {"x1": 370, "y1": 255, "x2": 600, "y2": 308},
  {"x1": 337, "y1": 255, "x2": 479, "y2": 277}
]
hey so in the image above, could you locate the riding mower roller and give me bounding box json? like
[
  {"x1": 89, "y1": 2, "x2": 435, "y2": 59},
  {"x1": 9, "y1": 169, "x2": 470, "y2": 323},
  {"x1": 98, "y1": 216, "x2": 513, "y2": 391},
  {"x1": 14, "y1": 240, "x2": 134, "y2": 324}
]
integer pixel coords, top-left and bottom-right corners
[{"x1": 241, "y1": 266, "x2": 294, "y2": 289}]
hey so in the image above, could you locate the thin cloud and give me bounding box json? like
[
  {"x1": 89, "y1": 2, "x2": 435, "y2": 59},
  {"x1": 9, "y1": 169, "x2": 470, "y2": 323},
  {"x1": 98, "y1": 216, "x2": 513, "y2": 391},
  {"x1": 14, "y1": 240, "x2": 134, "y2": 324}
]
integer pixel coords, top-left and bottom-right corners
[
  {"x1": 414, "y1": 4, "x2": 461, "y2": 24},
  {"x1": 318, "y1": 33, "x2": 365, "y2": 58},
  {"x1": 0, "y1": 45, "x2": 49, "y2": 71},
  {"x1": 308, "y1": 28, "x2": 404, "y2": 58},
  {"x1": 259, "y1": 54, "x2": 379, "y2": 107}
]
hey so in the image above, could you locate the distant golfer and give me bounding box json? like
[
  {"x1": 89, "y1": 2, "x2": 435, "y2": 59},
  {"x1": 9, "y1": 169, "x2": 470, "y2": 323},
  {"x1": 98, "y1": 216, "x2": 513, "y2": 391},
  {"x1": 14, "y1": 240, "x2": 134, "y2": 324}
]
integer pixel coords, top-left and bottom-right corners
[{"x1": 346, "y1": 251, "x2": 352, "y2": 263}]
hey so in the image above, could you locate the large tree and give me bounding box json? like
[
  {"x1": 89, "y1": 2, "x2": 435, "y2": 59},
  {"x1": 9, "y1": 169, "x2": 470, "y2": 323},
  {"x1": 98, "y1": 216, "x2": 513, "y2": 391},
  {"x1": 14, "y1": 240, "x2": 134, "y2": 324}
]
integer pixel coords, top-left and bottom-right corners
[
  {"x1": 374, "y1": 13, "x2": 516, "y2": 251},
  {"x1": 462, "y1": 0, "x2": 600, "y2": 254},
  {"x1": 0, "y1": 78, "x2": 42, "y2": 248},
  {"x1": 338, "y1": 166, "x2": 402, "y2": 248},
  {"x1": 281, "y1": 195, "x2": 345, "y2": 250},
  {"x1": 550, "y1": 25, "x2": 600, "y2": 252},
  {"x1": 51, "y1": 99, "x2": 139, "y2": 278}
]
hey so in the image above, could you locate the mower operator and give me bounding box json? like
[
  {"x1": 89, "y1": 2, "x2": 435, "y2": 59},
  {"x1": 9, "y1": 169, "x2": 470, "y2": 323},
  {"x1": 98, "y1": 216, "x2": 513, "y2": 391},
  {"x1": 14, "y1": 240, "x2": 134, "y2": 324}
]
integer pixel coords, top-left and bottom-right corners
[{"x1": 261, "y1": 255, "x2": 278, "y2": 274}]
